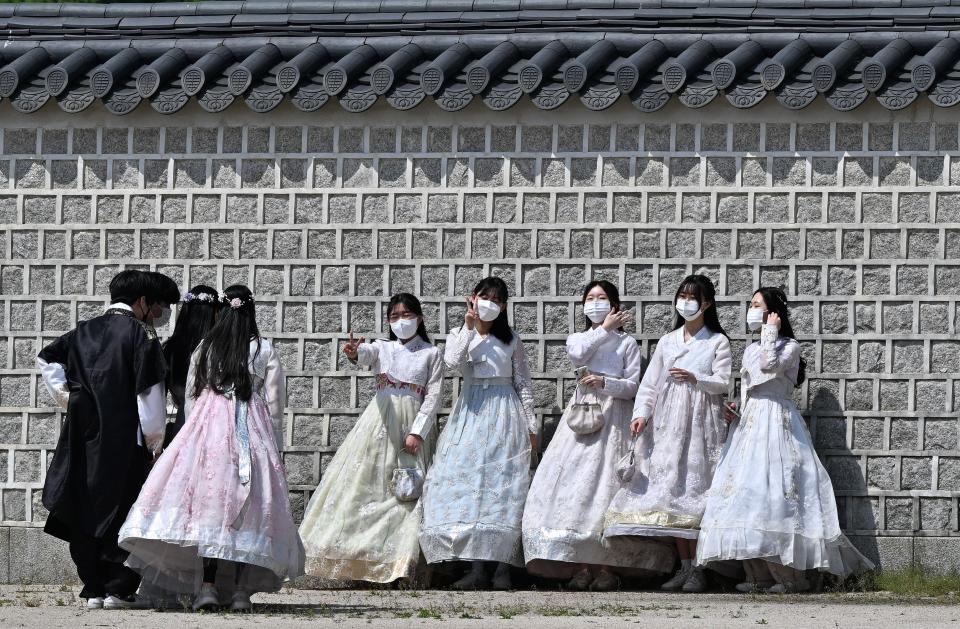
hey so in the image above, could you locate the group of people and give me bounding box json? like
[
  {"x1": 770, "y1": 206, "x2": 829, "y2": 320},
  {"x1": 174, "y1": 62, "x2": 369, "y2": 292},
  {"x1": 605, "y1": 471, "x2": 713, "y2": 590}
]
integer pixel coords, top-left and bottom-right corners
[
  {"x1": 38, "y1": 270, "x2": 302, "y2": 611},
  {"x1": 38, "y1": 268, "x2": 873, "y2": 613}
]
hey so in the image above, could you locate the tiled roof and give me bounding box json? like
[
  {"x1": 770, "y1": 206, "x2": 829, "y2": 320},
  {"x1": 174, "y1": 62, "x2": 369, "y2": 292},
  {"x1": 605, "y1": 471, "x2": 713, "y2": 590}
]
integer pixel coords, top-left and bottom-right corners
[{"x1": 3, "y1": 1, "x2": 960, "y2": 115}]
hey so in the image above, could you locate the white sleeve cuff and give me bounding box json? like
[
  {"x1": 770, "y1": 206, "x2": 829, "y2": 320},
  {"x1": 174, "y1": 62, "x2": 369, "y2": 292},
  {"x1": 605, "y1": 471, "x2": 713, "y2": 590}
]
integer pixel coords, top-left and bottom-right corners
[
  {"x1": 409, "y1": 412, "x2": 433, "y2": 440},
  {"x1": 138, "y1": 383, "x2": 167, "y2": 452},
  {"x1": 37, "y1": 358, "x2": 70, "y2": 410}
]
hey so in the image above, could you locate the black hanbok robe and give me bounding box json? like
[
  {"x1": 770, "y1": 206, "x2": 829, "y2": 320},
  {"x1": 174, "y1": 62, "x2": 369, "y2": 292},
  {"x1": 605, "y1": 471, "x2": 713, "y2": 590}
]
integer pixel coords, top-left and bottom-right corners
[{"x1": 38, "y1": 308, "x2": 166, "y2": 542}]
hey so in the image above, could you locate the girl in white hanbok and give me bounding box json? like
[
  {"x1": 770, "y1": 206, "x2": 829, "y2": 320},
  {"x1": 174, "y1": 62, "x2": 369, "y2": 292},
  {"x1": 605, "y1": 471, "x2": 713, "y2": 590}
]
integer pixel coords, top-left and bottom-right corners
[
  {"x1": 603, "y1": 274, "x2": 731, "y2": 593},
  {"x1": 523, "y1": 280, "x2": 674, "y2": 590},
  {"x1": 298, "y1": 293, "x2": 444, "y2": 584},
  {"x1": 120, "y1": 285, "x2": 304, "y2": 612},
  {"x1": 420, "y1": 277, "x2": 537, "y2": 590},
  {"x1": 696, "y1": 287, "x2": 874, "y2": 592}
]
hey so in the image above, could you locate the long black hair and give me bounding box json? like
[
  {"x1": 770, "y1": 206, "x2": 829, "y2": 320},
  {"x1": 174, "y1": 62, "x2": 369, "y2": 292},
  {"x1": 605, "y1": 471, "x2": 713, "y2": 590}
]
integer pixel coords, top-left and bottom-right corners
[
  {"x1": 473, "y1": 276, "x2": 513, "y2": 345},
  {"x1": 163, "y1": 285, "x2": 221, "y2": 408},
  {"x1": 581, "y1": 280, "x2": 623, "y2": 332},
  {"x1": 192, "y1": 284, "x2": 261, "y2": 403},
  {"x1": 753, "y1": 286, "x2": 806, "y2": 386},
  {"x1": 672, "y1": 274, "x2": 727, "y2": 337},
  {"x1": 387, "y1": 293, "x2": 430, "y2": 343}
]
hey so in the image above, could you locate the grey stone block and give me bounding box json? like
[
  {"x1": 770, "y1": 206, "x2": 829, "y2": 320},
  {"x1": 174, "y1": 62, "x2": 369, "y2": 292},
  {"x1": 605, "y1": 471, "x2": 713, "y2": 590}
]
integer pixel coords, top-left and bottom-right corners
[
  {"x1": 8, "y1": 526, "x2": 76, "y2": 585},
  {"x1": 914, "y1": 538, "x2": 960, "y2": 575}
]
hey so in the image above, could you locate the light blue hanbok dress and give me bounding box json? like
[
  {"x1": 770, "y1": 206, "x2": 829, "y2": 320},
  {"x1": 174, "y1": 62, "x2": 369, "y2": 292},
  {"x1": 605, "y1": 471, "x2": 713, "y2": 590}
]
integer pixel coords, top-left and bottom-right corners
[{"x1": 419, "y1": 326, "x2": 537, "y2": 566}]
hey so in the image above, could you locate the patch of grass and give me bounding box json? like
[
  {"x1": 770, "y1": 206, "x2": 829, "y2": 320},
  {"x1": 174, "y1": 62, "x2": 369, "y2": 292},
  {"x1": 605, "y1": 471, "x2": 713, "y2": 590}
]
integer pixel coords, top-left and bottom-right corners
[
  {"x1": 0, "y1": 599, "x2": 13, "y2": 607},
  {"x1": 19, "y1": 598, "x2": 41, "y2": 608},
  {"x1": 393, "y1": 611, "x2": 412, "y2": 618},
  {"x1": 494, "y1": 604, "x2": 528, "y2": 619},
  {"x1": 417, "y1": 607, "x2": 442, "y2": 619},
  {"x1": 538, "y1": 606, "x2": 582, "y2": 617},
  {"x1": 852, "y1": 569, "x2": 960, "y2": 597}
]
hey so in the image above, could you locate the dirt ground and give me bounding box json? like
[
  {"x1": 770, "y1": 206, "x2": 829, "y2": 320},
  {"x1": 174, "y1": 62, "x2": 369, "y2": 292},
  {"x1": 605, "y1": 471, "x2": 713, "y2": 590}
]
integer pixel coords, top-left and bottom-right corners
[{"x1": 0, "y1": 584, "x2": 955, "y2": 628}]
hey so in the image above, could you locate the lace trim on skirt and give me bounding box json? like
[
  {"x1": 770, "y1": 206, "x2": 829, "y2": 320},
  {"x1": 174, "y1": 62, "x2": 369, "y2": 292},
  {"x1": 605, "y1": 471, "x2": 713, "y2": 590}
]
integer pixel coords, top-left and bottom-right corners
[
  {"x1": 696, "y1": 526, "x2": 875, "y2": 577},
  {"x1": 420, "y1": 522, "x2": 524, "y2": 566}
]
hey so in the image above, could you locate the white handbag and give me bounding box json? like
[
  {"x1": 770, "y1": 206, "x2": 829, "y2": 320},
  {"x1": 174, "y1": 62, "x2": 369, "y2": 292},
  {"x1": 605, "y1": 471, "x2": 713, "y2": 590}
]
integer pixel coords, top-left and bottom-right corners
[
  {"x1": 390, "y1": 450, "x2": 425, "y2": 502},
  {"x1": 564, "y1": 383, "x2": 605, "y2": 435},
  {"x1": 616, "y1": 435, "x2": 640, "y2": 483},
  {"x1": 389, "y1": 466, "x2": 424, "y2": 502}
]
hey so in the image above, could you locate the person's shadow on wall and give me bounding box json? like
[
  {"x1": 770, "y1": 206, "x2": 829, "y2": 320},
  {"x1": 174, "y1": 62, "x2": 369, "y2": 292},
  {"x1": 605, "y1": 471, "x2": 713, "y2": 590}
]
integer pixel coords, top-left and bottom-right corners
[{"x1": 807, "y1": 384, "x2": 881, "y2": 578}]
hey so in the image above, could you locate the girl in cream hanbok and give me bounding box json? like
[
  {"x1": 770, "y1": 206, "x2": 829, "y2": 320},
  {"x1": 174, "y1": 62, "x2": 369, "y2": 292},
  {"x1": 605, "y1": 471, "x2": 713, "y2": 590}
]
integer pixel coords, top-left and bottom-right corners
[
  {"x1": 299, "y1": 293, "x2": 444, "y2": 584},
  {"x1": 603, "y1": 274, "x2": 731, "y2": 593},
  {"x1": 523, "y1": 280, "x2": 675, "y2": 590},
  {"x1": 696, "y1": 287, "x2": 874, "y2": 592},
  {"x1": 420, "y1": 277, "x2": 538, "y2": 591}
]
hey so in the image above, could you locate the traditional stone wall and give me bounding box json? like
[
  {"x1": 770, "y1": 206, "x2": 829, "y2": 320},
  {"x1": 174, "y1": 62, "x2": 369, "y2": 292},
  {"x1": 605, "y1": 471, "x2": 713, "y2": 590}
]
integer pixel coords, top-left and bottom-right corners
[{"x1": 0, "y1": 99, "x2": 958, "y2": 581}]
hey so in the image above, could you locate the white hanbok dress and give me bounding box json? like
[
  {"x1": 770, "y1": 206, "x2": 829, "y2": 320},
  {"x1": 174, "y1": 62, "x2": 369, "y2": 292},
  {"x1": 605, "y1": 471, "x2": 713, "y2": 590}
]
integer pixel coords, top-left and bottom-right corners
[
  {"x1": 696, "y1": 324, "x2": 874, "y2": 576},
  {"x1": 604, "y1": 326, "x2": 731, "y2": 539},
  {"x1": 419, "y1": 327, "x2": 537, "y2": 566},
  {"x1": 299, "y1": 337, "x2": 444, "y2": 583},
  {"x1": 523, "y1": 327, "x2": 675, "y2": 577}
]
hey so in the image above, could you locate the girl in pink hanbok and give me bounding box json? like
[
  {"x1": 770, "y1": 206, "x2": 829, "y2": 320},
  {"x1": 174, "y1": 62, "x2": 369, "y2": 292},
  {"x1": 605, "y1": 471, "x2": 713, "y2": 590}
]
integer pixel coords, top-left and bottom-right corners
[{"x1": 120, "y1": 285, "x2": 304, "y2": 611}]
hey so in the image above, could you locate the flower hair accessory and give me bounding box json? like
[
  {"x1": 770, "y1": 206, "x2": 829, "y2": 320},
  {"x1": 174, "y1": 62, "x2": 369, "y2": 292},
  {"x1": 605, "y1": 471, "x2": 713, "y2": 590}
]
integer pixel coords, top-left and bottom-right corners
[
  {"x1": 223, "y1": 294, "x2": 254, "y2": 310},
  {"x1": 183, "y1": 291, "x2": 217, "y2": 304}
]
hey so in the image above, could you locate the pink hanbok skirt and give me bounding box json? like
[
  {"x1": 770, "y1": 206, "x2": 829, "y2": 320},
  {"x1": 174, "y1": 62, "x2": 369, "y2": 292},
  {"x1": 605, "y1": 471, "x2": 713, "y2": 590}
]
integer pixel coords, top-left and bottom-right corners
[{"x1": 119, "y1": 389, "x2": 304, "y2": 594}]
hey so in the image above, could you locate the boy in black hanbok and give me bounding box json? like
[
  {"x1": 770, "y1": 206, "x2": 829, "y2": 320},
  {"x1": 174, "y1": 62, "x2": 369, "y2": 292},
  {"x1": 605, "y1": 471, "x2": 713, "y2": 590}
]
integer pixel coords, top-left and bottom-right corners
[{"x1": 37, "y1": 269, "x2": 179, "y2": 609}]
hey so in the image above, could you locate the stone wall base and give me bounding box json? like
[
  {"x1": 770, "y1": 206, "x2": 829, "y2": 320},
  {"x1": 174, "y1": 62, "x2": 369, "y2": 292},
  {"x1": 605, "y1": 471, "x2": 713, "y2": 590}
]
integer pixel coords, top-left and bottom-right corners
[{"x1": 0, "y1": 527, "x2": 953, "y2": 585}]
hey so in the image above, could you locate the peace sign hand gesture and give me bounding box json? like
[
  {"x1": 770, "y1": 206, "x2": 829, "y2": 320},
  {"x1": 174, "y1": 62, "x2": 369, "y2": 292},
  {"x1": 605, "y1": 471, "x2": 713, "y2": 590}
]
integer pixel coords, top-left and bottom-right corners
[
  {"x1": 343, "y1": 331, "x2": 365, "y2": 362},
  {"x1": 464, "y1": 296, "x2": 478, "y2": 330}
]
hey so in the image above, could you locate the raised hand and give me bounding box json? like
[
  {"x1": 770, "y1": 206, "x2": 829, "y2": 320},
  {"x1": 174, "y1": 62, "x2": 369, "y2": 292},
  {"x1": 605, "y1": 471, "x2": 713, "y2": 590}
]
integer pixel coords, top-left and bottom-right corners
[
  {"x1": 602, "y1": 308, "x2": 632, "y2": 331},
  {"x1": 343, "y1": 331, "x2": 364, "y2": 362},
  {"x1": 464, "y1": 296, "x2": 478, "y2": 330},
  {"x1": 766, "y1": 312, "x2": 782, "y2": 329}
]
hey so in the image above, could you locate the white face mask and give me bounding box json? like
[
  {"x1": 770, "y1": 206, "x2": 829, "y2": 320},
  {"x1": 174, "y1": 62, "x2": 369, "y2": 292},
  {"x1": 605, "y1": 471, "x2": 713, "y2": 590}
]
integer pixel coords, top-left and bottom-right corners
[
  {"x1": 583, "y1": 300, "x2": 611, "y2": 323},
  {"x1": 476, "y1": 299, "x2": 501, "y2": 322},
  {"x1": 675, "y1": 299, "x2": 701, "y2": 322},
  {"x1": 390, "y1": 317, "x2": 420, "y2": 340},
  {"x1": 153, "y1": 306, "x2": 172, "y2": 329},
  {"x1": 747, "y1": 307, "x2": 766, "y2": 331}
]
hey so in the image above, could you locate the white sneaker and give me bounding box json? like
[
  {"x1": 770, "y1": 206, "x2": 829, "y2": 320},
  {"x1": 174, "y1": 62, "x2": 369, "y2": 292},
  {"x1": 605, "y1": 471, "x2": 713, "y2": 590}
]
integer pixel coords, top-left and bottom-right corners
[
  {"x1": 85, "y1": 597, "x2": 104, "y2": 610},
  {"x1": 660, "y1": 563, "x2": 691, "y2": 591},
  {"x1": 735, "y1": 581, "x2": 774, "y2": 593},
  {"x1": 192, "y1": 584, "x2": 220, "y2": 611},
  {"x1": 767, "y1": 579, "x2": 810, "y2": 594},
  {"x1": 681, "y1": 567, "x2": 708, "y2": 592},
  {"x1": 229, "y1": 590, "x2": 252, "y2": 612},
  {"x1": 103, "y1": 594, "x2": 152, "y2": 610}
]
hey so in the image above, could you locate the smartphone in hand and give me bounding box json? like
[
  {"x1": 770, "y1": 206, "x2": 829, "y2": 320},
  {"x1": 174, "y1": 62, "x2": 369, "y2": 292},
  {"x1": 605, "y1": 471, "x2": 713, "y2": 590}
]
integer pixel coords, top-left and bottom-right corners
[
  {"x1": 574, "y1": 366, "x2": 591, "y2": 380},
  {"x1": 725, "y1": 402, "x2": 741, "y2": 420}
]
